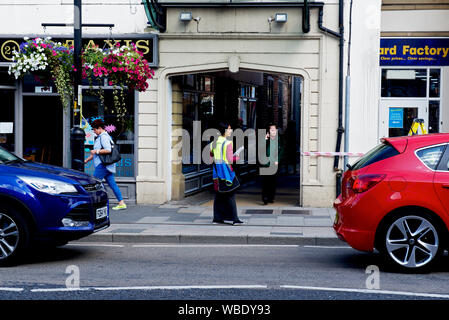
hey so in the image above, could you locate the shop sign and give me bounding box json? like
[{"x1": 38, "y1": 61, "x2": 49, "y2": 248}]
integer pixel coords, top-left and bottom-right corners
[
  {"x1": 380, "y1": 38, "x2": 449, "y2": 66},
  {"x1": 0, "y1": 34, "x2": 158, "y2": 67}
]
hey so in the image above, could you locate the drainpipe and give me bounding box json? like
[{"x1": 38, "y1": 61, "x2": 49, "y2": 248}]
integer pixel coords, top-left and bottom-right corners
[
  {"x1": 302, "y1": 0, "x2": 310, "y2": 33},
  {"x1": 317, "y1": 2, "x2": 344, "y2": 198},
  {"x1": 343, "y1": 0, "x2": 354, "y2": 173}
]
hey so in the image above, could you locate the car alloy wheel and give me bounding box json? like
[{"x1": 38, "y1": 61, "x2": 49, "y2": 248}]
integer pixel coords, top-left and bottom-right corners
[
  {"x1": 0, "y1": 213, "x2": 20, "y2": 260},
  {"x1": 385, "y1": 215, "x2": 440, "y2": 269}
]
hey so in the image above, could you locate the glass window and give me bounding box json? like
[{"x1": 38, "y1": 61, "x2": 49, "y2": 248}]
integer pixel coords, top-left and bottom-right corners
[
  {"x1": 278, "y1": 81, "x2": 284, "y2": 106},
  {"x1": 0, "y1": 67, "x2": 15, "y2": 86},
  {"x1": 388, "y1": 107, "x2": 418, "y2": 137},
  {"x1": 416, "y1": 145, "x2": 445, "y2": 170},
  {"x1": 429, "y1": 69, "x2": 440, "y2": 98},
  {"x1": 429, "y1": 101, "x2": 440, "y2": 134},
  {"x1": 351, "y1": 142, "x2": 400, "y2": 170},
  {"x1": 0, "y1": 89, "x2": 15, "y2": 152},
  {"x1": 82, "y1": 89, "x2": 135, "y2": 177},
  {"x1": 22, "y1": 73, "x2": 57, "y2": 94},
  {"x1": 381, "y1": 69, "x2": 427, "y2": 97},
  {"x1": 267, "y1": 78, "x2": 274, "y2": 106}
]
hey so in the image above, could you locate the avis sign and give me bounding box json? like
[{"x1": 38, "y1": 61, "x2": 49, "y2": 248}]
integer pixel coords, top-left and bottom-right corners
[{"x1": 0, "y1": 34, "x2": 158, "y2": 67}]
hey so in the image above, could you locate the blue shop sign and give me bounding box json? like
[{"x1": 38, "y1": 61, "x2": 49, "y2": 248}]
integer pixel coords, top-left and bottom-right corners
[
  {"x1": 389, "y1": 108, "x2": 403, "y2": 129},
  {"x1": 380, "y1": 38, "x2": 449, "y2": 66}
]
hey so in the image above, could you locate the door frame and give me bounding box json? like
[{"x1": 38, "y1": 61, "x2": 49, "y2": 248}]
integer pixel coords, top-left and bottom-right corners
[
  {"x1": 379, "y1": 66, "x2": 443, "y2": 139},
  {"x1": 20, "y1": 89, "x2": 70, "y2": 166}
]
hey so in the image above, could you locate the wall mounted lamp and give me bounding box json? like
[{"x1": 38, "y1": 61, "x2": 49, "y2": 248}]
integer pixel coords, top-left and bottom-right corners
[
  {"x1": 274, "y1": 13, "x2": 288, "y2": 23},
  {"x1": 179, "y1": 12, "x2": 193, "y2": 21}
]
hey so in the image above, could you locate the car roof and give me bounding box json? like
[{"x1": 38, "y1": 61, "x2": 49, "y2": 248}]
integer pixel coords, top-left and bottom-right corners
[{"x1": 382, "y1": 133, "x2": 449, "y2": 153}]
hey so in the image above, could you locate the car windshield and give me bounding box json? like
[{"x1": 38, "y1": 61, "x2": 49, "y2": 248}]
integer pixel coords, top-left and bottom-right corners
[{"x1": 0, "y1": 147, "x2": 22, "y2": 164}]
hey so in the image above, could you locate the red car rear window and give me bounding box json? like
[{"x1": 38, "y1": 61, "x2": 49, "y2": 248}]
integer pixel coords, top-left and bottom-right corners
[{"x1": 350, "y1": 142, "x2": 400, "y2": 170}]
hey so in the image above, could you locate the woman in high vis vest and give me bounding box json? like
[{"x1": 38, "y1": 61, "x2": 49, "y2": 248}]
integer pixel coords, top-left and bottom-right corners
[{"x1": 210, "y1": 122, "x2": 244, "y2": 225}]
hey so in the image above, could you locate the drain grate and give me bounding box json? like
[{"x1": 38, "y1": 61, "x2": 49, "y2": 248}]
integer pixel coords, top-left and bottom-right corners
[
  {"x1": 244, "y1": 209, "x2": 274, "y2": 215},
  {"x1": 281, "y1": 210, "x2": 311, "y2": 215}
]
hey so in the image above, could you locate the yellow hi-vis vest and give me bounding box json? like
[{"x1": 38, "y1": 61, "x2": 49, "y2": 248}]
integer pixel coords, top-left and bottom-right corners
[{"x1": 211, "y1": 136, "x2": 231, "y2": 165}]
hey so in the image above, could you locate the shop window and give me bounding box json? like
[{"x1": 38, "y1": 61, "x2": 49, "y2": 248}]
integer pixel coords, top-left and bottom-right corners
[
  {"x1": 267, "y1": 78, "x2": 274, "y2": 106},
  {"x1": 388, "y1": 107, "x2": 418, "y2": 137},
  {"x1": 180, "y1": 75, "x2": 215, "y2": 175},
  {"x1": 239, "y1": 84, "x2": 257, "y2": 130},
  {"x1": 0, "y1": 89, "x2": 15, "y2": 152},
  {"x1": 381, "y1": 69, "x2": 427, "y2": 97},
  {"x1": 278, "y1": 81, "x2": 284, "y2": 129},
  {"x1": 0, "y1": 67, "x2": 15, "y2": 86},
  {"x1": 429, "y1": 69, "x2": 440, "y2": 98},
  {"x1": 278, "y1": 81, "x2": 284, "y2": 106},
  {"x1": 22, "y1": 73, "x2": 57, "y2": 95},
  {"x1": 82, "y1": 89, "x2": 136, "y2": 178}
]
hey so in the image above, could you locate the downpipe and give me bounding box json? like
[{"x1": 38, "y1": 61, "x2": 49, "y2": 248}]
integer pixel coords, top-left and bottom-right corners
[{"x1": 317, "y1": 2, "x2": 345, "y2": 198}]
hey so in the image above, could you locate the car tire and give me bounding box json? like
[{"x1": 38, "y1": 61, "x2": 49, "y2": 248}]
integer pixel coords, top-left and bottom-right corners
[
  {"x1": 0, "y1": 206, "x2": 30, "y2": 266},
  {"x1": 378, "y1": 211, "x2": 445, "y2": 273}
]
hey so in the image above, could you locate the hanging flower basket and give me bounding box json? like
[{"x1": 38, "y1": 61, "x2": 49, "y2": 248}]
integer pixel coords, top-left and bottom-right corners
[
  {"x1": 8, "y1": 37, "x2": 155, "y2": 115},
  {"x1": 8, "y1": 37, "x2": 74, "y2": 108},
  {"x1": 82, "y1": 42, "x2": 154, "y2": 92}
]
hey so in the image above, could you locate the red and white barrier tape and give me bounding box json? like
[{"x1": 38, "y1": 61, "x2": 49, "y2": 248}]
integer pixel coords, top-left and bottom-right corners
[{"x1": 301, "y1": 152, "x2": 365, "y2": 157}]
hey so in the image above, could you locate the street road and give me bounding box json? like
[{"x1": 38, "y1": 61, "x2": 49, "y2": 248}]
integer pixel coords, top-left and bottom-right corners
[{"x1": 1, "y1": 243, "x2": 449, "y2": 300}]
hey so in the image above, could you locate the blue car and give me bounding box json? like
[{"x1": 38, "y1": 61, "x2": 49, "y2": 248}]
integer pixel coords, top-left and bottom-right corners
[{"x1": 0, "y1": 146, "x2": 109, "y2": 264}]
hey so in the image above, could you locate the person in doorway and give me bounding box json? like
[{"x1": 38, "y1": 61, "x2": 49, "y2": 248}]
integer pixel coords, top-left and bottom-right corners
[
  {"x1": 210, "y1": 122, "x2": 244, "y2": 225},
  {"x1": 84, "y1": 119, "x2": 127, "y2": 211},
  {"x1": 261, "y1": 123, "x2": 284, "y2": 205}
]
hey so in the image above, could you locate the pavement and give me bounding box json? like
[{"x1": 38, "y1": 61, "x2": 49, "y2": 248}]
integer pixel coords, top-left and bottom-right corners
[{"x1": 78, "y1": 173, "x2": 342, "y2": 246}]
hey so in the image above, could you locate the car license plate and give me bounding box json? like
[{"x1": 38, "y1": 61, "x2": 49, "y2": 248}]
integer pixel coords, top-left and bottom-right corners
[{"x1": 96, "y1": 206, "x2": 108, "y2": 220}]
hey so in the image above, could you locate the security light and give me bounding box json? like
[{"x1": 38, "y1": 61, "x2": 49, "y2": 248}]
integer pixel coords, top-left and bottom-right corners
[
  {"x1": 274, "y1": 13, "x2": 288, "y2": 23},
  {"x1": 179, "y1": 12, "x2": 192, "y2": 21}
]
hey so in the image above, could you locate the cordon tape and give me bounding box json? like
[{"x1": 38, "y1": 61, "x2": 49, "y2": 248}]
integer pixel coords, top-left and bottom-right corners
[{"x1": 301, "y1": 152, "x2": 364, "y2": 157}]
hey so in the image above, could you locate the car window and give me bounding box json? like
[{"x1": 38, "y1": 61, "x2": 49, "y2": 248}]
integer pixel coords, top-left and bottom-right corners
[
  {"x1": 0, "y1": 146, "x2": 20, "y2": 163},
  {"x1": 416, "y1": 145, "x2": 446, "y2": 170},
  {"x1": 351, "y1": 142, "x2": 400, "y2": 170}
]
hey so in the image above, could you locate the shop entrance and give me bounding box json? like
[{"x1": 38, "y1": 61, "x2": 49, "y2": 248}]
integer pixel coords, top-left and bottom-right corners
[
  {"x1": 380, "y1": 68, "x2": 441, "y2": 138},
  {"x1": 171, "y1": 70, "x2": 302, "y2": 207},
  {"x1": 22, "y1": 96, "x2": 64, "y2": 166}
]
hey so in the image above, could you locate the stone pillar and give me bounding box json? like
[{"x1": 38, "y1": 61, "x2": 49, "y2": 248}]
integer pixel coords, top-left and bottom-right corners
[{"x1": 171, "y1": 82, "x2": 185, "y2": 200}]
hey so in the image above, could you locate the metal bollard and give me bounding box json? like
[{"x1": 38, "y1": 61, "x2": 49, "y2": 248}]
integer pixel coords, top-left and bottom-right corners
[{"x1": 70, "y1": 127, "x2": 85, "y2": 172}]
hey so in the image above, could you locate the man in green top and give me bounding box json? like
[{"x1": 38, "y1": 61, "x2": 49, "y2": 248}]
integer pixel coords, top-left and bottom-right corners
[{"x1": 261, "y1": 123, "x2": 284, "y2": 205}]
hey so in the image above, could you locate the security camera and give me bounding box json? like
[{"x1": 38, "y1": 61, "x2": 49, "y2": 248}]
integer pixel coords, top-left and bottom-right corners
[{"x1": 193, "y1": 17, "x2": 201, "y2": 22}]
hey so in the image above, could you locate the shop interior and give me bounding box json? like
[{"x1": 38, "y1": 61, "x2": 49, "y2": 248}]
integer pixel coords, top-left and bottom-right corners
[{"x1": 172, "y1": 70, "x2": 302, "y2": 207}]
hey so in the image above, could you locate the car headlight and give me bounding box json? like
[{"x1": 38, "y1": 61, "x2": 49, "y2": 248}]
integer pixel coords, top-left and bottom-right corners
[{"x1": 19, "y1": 176, "x2": 78, "y2": 195}]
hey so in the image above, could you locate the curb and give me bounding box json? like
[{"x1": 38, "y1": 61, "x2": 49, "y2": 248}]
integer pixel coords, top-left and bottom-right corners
[{"x1": 76, "y1": 232, "x2": 344, "y2": 246}]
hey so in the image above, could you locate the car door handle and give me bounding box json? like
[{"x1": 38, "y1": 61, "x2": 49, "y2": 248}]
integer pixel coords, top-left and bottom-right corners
[{"x1": 442, "y1": 185, "x2": 449, "y2": 189}]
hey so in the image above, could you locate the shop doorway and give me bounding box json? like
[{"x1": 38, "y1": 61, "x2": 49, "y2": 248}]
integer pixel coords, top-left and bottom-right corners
[
  {"x1": 380, "y1": 68, "x2": 441, "y2": 138},
  {"x1": 22, "y1": 96, "x2": 64, "y2": 166},
  {"x1": 379, "y1": 99, "x2": 427, "y2": 138},
  {"x1": 170, "y1": 70, "x2": 302, "y2": 207}
]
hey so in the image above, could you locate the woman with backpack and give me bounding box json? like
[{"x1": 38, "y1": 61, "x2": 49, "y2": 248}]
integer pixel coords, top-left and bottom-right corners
[{"x1": 84, "y1": 118, "x2": 127, "y2": 211}]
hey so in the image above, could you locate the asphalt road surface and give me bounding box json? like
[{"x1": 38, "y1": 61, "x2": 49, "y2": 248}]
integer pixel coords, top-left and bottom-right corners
[{"x1": 1, "y1": 242, "x2": 449, "y2": 302}]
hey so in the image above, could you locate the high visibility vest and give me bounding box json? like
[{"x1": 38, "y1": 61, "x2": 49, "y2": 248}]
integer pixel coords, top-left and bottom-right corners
[{"x1": 211, "y1": 136, "x2": 231, "y2": 164}]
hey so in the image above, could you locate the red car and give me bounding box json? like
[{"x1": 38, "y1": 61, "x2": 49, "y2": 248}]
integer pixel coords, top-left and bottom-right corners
[{"x1": 334, "y1": 134, "x2": 449, "y2": 272}]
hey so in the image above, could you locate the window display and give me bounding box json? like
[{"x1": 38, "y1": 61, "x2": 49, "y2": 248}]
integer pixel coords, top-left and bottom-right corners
[{"x1": 82, "y1": 88, "x2": 135, "y2": 177}]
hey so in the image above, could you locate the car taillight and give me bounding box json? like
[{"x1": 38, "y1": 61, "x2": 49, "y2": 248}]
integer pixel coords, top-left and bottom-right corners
[{"x1": 350, "y1": 174, "x2": 386, "y2": 193}]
